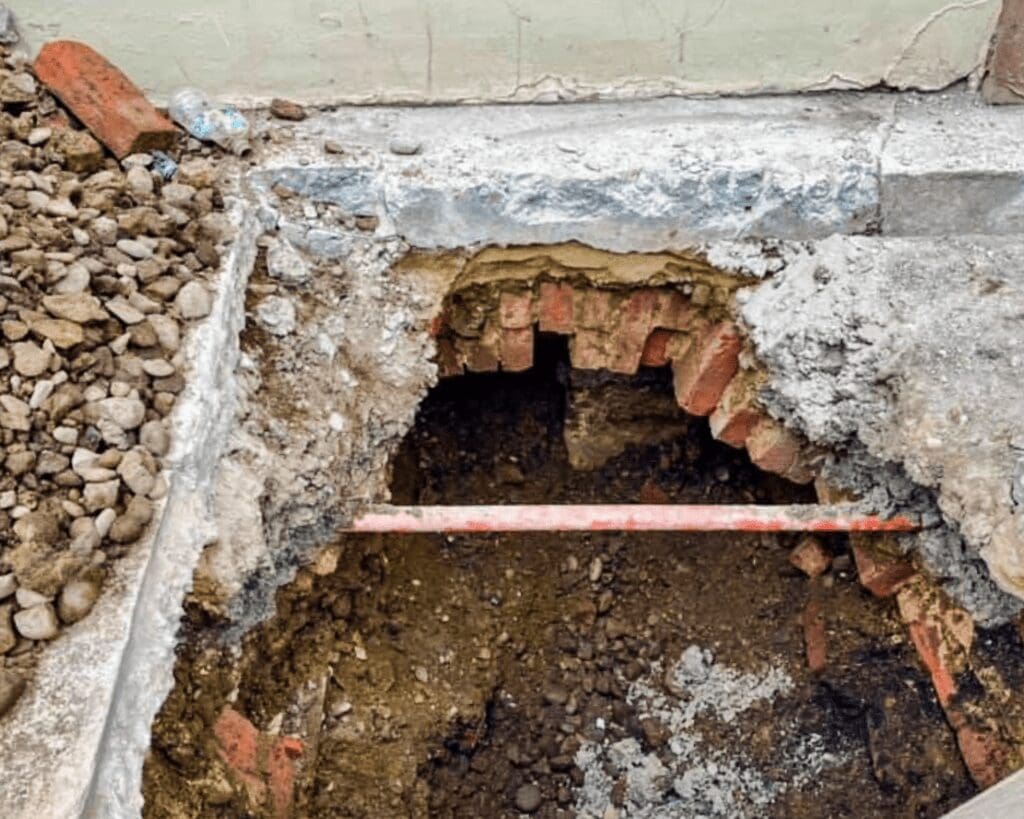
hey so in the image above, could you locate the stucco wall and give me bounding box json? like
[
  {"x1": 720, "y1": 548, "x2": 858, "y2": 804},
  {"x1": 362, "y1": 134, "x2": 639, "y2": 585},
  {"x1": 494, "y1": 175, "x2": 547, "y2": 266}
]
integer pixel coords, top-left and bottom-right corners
[{"x1": 16, "y1": 1, "x2": 1002, "y2": 105}]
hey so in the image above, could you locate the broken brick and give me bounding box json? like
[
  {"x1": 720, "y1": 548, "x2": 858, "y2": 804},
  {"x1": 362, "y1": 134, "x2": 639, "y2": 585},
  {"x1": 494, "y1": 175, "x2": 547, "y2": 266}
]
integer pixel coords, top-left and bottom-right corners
[
  {"x1": 428, "y1": 312, "x2": 447, "y2": 338},
  {"x1": 214, "y1": 707, "x2": 261, "y2": 775},
  {"x1": 498, "y1": 290, "x2": 533, "y2": 329},
  {"x1": 708, "y1": 376, "x2": 764, "y2": 448},
  {"x1": 267, "y1": 736, "x2": 304, "y2": 819},
  {"x1": 649, "y1": 289, "x2": 693, "y2": 330},
  {"x1": 954, "y1": 722, "x2": 1015, "y2": 789},
  {"x1": 801, "y1": 599, "x2": 827, "y2": 673},
  {"x1": 852, "y1": 543, "x2": 916, "y2": 598},
  {"x1": 789, "y1": 536, "x2": 832, "y2": 578},
  {"x1": 907, "y1": 619, "x2": 958, "y2": 707},
  {"x1": 672, "y1": 322, "x2": 741, "y2": 416},
  {"x1": 500, "y1": 327, "x2": 533, "y2": 372},
  {"x1": 639, "y1": 329, "x2": 674, "y2": 367},
  {"x1": 746, "y1": 418, "x2": 809, "y2": 481},
  {"x1": 537, "y1": 282, "x2": 574, "y2": 334},
  {"x1": 456, "y1": 324, "x2": 500, "y2": 373},
  {"x1": 33, "y1": 40, "x2": 178, "y2": 158}
]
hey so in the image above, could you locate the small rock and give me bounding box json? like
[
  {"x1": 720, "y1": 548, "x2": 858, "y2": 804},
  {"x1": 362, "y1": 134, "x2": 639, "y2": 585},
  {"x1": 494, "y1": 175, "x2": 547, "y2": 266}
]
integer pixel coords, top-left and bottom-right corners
[
  {"x1": 270, "y1": 98, "x2": 307, "y2": 121},
  {"x1": 117, "y1": 449, "x2": 156, "y2": 496},
  {"x1": 12, "y1": 341, "x2": 49, "y2": 376},
  {"x1": 42, "y1": 293, "x2": 109, "y2": 323},
  {"x1": 256, "y1": 295, "x2": 297, "y2": 336},
  {"x1": 266, "y1": 237, "x2": 311, "y2": 284},
  {"x1": 58, "y1": 130, "x2": 105, "y2": 173},
  {"x1": 175, "y1": 281, "x2": 213, "y2": 319},
  {"x1": 116, "y1": 239, "x2": 153, "y2": 260},
  {"x1": 107, "y1": 297, "x2": 146, "y2": 325},
  {"x1": 14, "y1": 603, "x2": 60, "y2": 640},
  {"x1": 589, "y1": 556, "x2": 603, "y2": 583},
  {"x1": 29, "y1": 317, "x2": 83, "y2": 348},
  {"x1": 125, "y1": 166, "x2": 154, "y2": 196},
  {"x1": 58, "y1": 579, "x2": 101, "y2": 624},
  {"x1": 89, "y1": 397, "x2": 146, "y2": 431},
  {"x1": 514, "y1": 784, "x2": 543, "y2": 814},
  {"x1": 83, "y1": 479, "x2": 120, "y2": 513},
  {"x1": 324, "y1": 139, "x2": 347, "y2": 155},
  {"x1": 15, "y1": 588, "x2": 49, "y2": 608},
  {"x1": 12, "y1": 510, "x2": 60, "y2": 546},
  {"x1": 0, "y1": 5, "x2": 19, "y2": 45},
  {"x1": 389, "y1": 137, "x2": 422, "y2": 156},
  {"x1": 176, "y1": 158, "x2": 217, "y2": 188},
  {"x1": 140, "y1": 420, "x2": 171, "y2": 456},
  {"x1": 27, "y1": 126, "x2": 53, "y2": 146},
  {"x1": 0, "y1": 574, "x2": 15, "y2": 600}
]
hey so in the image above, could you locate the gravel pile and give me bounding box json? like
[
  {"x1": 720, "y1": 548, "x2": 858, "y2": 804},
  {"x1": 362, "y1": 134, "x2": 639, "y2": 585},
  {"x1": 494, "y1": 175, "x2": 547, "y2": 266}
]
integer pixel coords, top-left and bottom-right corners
[{"x1": 0, "y1": 43, "x2": 231, "y2": 714}]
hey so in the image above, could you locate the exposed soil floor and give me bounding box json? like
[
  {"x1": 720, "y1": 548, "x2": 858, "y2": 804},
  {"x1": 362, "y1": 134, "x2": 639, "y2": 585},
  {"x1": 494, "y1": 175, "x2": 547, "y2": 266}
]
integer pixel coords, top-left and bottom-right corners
[{"x1": 143, "y1": 337, "x2": 976, "y2": 818}]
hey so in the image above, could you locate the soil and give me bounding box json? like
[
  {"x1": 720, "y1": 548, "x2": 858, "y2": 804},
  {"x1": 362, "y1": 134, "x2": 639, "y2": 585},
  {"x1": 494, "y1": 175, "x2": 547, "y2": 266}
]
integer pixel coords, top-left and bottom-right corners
[{"x1": 143, "y1": 336, "x2": 976, "y2": 818}]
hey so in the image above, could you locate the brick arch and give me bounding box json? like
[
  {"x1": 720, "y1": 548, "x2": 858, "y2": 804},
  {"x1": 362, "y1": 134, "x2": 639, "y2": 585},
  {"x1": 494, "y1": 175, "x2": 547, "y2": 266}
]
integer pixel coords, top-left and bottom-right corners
[{"x1": 431, "y1": 279, "x2": 817, "y2": 486}]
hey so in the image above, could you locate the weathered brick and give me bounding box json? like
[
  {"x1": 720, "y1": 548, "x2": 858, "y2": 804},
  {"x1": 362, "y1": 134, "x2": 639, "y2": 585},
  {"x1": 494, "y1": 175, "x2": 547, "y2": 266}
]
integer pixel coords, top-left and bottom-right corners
[
  {"x1": 213, "y1": 707, "x2": 266, "y2": 803},
  {"x1": 267, "y1": 736, "x2": 304, "y2": 818},
  {"x1": 789, "y1": 536, "x2": 831, "y2": 578},
  {"x1": 746, "y1": 418, "x2": 808, "y2": 480},
  {"x1": 955, "y1": 722, "x2": 1016, "y2": 788},
  {"x1": 34, "y1": 41, "x2": 178, "y2": 158},
  {"x1": 214, "y1": 707, "x2": 260, "y2": 775},
  {"x1": 499, "y1": 290, "x2": 533, "y2": 329},
  {"x1": 907, "y1": 618, "x2": 958, "y2": 707},
  {"x1": 435, "y1": 337, "x2": 463, "y2": 378},
  {"x1": 501, "y1": 327, "x2": 533, "y2": 372},
  {"x1": 801, "y1": 599, "x2": 827, "y2": 673},
  {"x1": 639, "y1": 329, "x2": 673, "y2": 367},
  {"x1": 537, "y1": 282, "x2": 574, "y2": 334},
  {"x1": 709, "y1": 376, "x2": 764, "y2": 448},
  {"x1": 570, "y1": 329, "x2": 613, "y2": 370},
  {"x1": 649, "y1": 289, "x2": 693, "y2": 330},
  {"x1": 852, "y1": 543, "x2": 916, "y2": 598},
  {"x1": 607, "y1": 290, "x2": 660, "y2": 374},
  {"x1": 672, "y1": 322, "x2": 741, "y2": 416},
  {"x1": 456, "y1": 323, "x2": 500, "y2": 373},
  {"x1": 575, "y1": 288, "x2": 619, "y2": 330}
]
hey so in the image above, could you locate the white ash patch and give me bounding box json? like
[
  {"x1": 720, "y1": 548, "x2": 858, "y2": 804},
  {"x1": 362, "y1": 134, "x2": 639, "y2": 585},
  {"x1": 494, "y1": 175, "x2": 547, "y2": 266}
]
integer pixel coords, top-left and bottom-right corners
[{"x1": 574, "y1": 645, "x2": 848, "y2": 818}]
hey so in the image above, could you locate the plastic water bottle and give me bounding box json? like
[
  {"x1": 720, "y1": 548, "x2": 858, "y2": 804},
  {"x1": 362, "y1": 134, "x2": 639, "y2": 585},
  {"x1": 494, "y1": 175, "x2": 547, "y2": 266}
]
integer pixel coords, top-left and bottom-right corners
[{"x1": 168, "y1": 88, "x2": 250, "y2": 155}]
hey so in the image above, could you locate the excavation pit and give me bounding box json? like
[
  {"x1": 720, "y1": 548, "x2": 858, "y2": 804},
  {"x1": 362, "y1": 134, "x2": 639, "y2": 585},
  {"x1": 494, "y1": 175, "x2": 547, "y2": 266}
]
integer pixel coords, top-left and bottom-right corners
[{"x1": 143, "y1": 338, "x2": 989, "y2": 818}]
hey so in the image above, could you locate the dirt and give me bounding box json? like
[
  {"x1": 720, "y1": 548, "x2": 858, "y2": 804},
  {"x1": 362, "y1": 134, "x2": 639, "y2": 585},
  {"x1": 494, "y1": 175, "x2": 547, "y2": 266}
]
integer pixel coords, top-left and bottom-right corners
[{"x1": 143, "y1": 336, "x2": 976, "y2": 818}]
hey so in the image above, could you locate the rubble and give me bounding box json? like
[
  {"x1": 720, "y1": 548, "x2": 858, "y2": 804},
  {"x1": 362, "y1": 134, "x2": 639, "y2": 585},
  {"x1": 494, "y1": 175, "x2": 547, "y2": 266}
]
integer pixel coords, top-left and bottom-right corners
[{"x1": 0, "y1": 41, "x2": 230, "y2": 713}]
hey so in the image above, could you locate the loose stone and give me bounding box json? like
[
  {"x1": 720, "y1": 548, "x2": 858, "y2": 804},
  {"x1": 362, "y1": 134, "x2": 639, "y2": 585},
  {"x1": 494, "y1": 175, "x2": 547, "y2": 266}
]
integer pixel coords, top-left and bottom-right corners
[{"x1": 13, "y1": 603, "x2": 60, "y2": 640}]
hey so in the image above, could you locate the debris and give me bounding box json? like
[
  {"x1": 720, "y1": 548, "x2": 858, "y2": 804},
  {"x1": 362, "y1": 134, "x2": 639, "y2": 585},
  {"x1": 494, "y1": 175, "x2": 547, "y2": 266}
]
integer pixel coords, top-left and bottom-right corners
[
  {"x1": 514, "y1": 783, "x2": 543, "y2": 813},
  {"x1": 150, "y1": 150, "x2": 178, "y2": 180},
  {"x1": 270, "y1": 97, "x2": 307, "y2": 121},
  {"x1": 256, "y1": 295, "x2": 297, "y2": 336},
  {"x1": 168, "y1": 87, "x2": 250, "y2": 155},
  {"x1": 852, "y1": 541, "x2": 916, "y2": 597},
  {"x1": 33, "y1": 40, "x2": 178, "y2": 158},
  {"x1": 789, "y1": 536, "x2": 831, "y2": 578},
  {"x1": 800, "y1": 599, "x2": 827, "y2": 672},
  {"x1": 323, "y1": 139, "x2": 347, "y2": 155}
]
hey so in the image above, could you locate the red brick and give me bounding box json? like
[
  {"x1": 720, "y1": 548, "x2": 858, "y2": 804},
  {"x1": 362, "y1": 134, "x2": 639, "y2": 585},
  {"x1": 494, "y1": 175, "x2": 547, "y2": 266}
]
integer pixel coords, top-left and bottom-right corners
[
  {"x1": 852, "y1": 543, "x2": 916, "y2": 598},
  {"x1": 499, "y1": 290, "x2": 533, "y2": 329},
  {"x1": 214, "y1": 707, "x2": 261, "y2": 775},
  {"x1": 639, "y1": 329, "x2": 673, "y2": 367},
  {"x1": 746, "y1": 419, "x2": 806, "y2": 479},
  {"x1": 801, "y1": 599, "x2": 827, "y2": 673},
  {"x1": 34, "y1": 41, "x2": 178, "y2": 158},
  {"x1": 955, "y1": 723, "x2": 1015, "y2": 788},
  {"x1": 267, "y1": 736, "x2": 304, "y2": 818},
  {"x1": 500, "y1": 327, "x2": 533, "y2": 372},
  {"x1": 789, "y1": 536, "x2": 831, "y2": 578},
  {"x1": 537, "y1": 282, "x2": 574, "y2": 334},
  {"x1": 649, "y1": 289, "x2": 693, "y2": 331},
  {"x1": 607, "y1": 290, "x2": 660, "y2": 374},
  {"x1": 709, "y1": 377, "x2": 764, "y2": 448},
  {"x1": 672, "y1": 322, "x2": 741, "y2": 416},
  {"x1": 575, "y1": 289, "x2": 619, "y2": 330},
  {"x1": 907, "y1": 619, "x2": 958, "y2": 707},
  {"x1": 435, "y1": 337, "x2": 463, "y2": 378}
]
